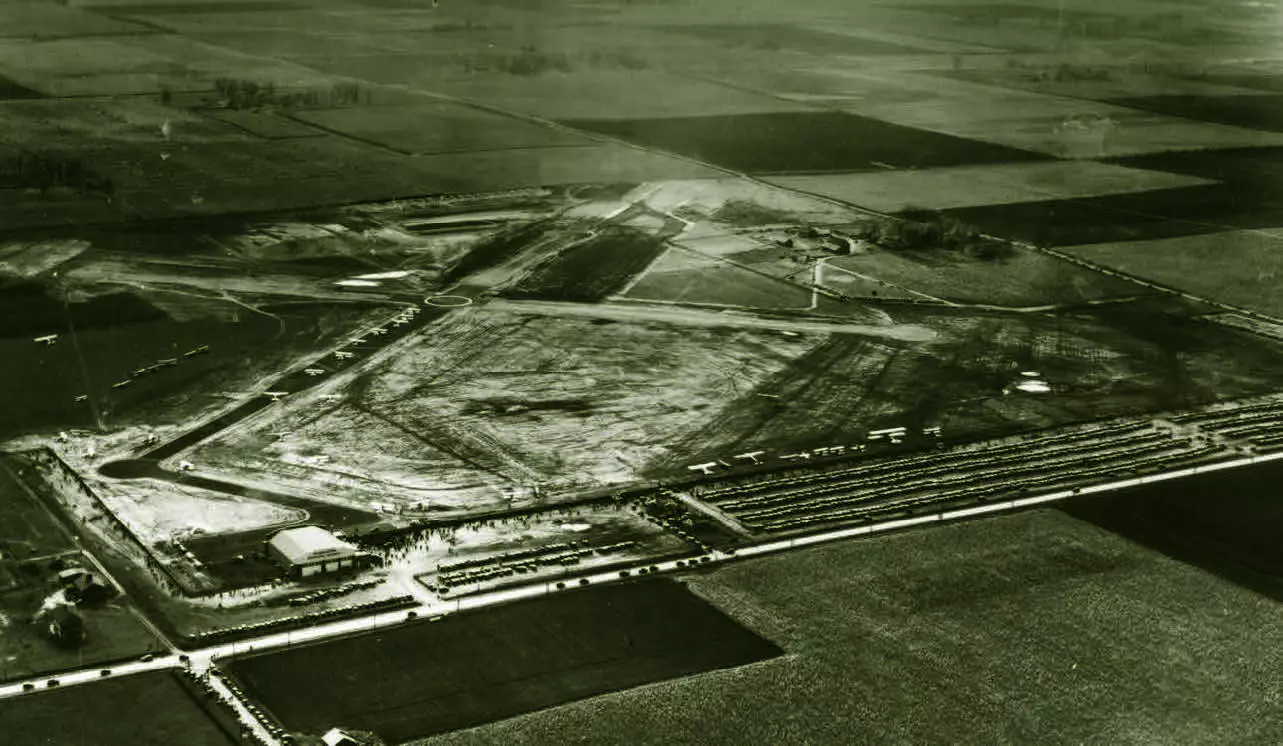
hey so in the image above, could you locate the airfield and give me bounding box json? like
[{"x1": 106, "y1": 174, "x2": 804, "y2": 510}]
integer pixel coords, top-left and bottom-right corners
[{"x1": 3, "y1": 0, "x2": 1283, "y2": 743}]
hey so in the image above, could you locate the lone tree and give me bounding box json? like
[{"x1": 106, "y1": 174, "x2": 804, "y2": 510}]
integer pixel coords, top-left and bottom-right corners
[{"x1": 39, "y1": 604, "x2": 86, "y2": 648}]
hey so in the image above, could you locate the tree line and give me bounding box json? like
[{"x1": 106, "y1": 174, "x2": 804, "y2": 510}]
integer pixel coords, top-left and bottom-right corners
[
  {"x1": 206, "y1": 78, "x2": 369, "y2": 110},
  {"x1": 858, "y1": 208, "x2": 1017, "y2": 260},
  {"x1": 0, "y1": 153, "x2": 115, "y2": 198}
]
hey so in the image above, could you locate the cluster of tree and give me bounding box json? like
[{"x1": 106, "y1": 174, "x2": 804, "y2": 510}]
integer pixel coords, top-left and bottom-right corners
[
  {"x1": 0, "y1": 153, "x2": 115, "y2": 198},
  {"x1": 859, "y1": 208, "x2": 1016, "y2": 260},
  {"x1": 210, "y1": 78, "x2": 370, "y2": 110},
  {"x1": 329, "y1": 81, "x2": 366, "y2": 106},
  {"x1": 458, "y1": 47, "x2": 649, "y2": 76},
  {"x1": 1032, "y1": 63, "x2": 1114, "y2": 82}
]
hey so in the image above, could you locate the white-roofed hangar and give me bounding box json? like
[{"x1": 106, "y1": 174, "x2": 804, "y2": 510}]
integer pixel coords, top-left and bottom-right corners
[{"x1": 267, "y1": 525, "x2": 370, "y2": 579}]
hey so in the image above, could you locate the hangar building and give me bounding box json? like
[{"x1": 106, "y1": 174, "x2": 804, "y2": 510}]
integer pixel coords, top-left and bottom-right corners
[{"x1": 267, "y1": 526, "x2": 366, "y2": 578}]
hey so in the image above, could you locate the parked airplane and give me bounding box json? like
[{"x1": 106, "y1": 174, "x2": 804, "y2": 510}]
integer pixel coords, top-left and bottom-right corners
[
  {"x1": 34, "y1": 334, "x2": 58, "y2": 345},
  {"x1": 733, "y1": 451, "x2": 766, "y2": 464},
  {"x1": 264, "y1": 391, "x2": 288, "y2": 402},
  {"x1": 687, "y1": 462, "x2": 721, "y2": 475}
]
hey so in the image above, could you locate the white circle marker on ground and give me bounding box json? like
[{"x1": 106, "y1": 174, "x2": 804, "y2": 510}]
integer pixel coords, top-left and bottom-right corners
[{"x1": 424, "y1": 295, "x2": 473, "y2": 308}]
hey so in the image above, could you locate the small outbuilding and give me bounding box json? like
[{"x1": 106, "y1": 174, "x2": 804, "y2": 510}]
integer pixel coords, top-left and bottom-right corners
[{"x1": 267, "y1": 526, "x2": 366, "y2": 579}]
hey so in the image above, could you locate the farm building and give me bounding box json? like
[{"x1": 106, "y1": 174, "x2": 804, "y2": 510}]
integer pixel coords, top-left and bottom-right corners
[{"x1": 267, "y1": 526, "x2": 367, "y2": 578}]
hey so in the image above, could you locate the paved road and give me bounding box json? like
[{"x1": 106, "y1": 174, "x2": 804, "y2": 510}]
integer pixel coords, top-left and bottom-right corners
[{"x1": 8, "y1": 446, "x2": 1281, "y2": 735}]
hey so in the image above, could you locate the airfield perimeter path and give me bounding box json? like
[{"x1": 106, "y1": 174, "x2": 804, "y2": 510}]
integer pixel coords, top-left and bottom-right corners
[{"x1": 487, "y1": 298, "x2": 938, "y2": 342}]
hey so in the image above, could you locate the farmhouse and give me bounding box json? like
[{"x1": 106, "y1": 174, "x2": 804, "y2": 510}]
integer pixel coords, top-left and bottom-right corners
[{"x1": 267, "y1": 526, "x2": 366, "y2": 578}]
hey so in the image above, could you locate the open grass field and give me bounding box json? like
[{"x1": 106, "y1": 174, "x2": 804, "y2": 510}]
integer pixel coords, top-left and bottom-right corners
[
  {"x1": 0, "y1": 279, "x2": 377, "y2": 440},
  {"x1": 228, "y1": 579, "x2": 781, "y2": 743},
  {"x1": 1062, "y1": 228, "x2": 1283, "y2": 318},
  {"x1": 0, "y1": 462, "x2": 166, "y2": 677},
  {"x1": 189, "y1": 305, "x2": 822, "y2": 511},
  {"x1": 660, "y1": 23, "x2": 930, "y2": 56},
  {"x1": 423, "y1": 509, "x2": 1283, "y2": 745},
  {"x1": 0, "y1": 587, "x2": 166, "y2": 683},
  {"x1": 0, "y1": 670, "x2": 236, "y2": 745},
  {"x1": 655, "y1": 302, "x2": 1283, "y2": 472},
  {"x1": 621, "y1": 249, "x2": 816, "y2": 310},
  {"x1": 766, "y1": 161, "x2": 1214, "y2": 213},
  {"x1": 563, "y1": 111, "x2": 1050, "y2": 174},
  {"x1": 0, "y1": 455, "x2": 75, "y2": 561},
  {"x1": 826, "y1": 245, "x2": 1146, "y2": 307}
]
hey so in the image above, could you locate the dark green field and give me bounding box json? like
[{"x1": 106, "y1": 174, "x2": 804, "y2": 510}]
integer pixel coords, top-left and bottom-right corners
[
  {"x1": 1108, "y1": 95, "x2": 1283, "y2": 133},
  {"x1": 0, "y1": 671, "x2": 236, "y2": 746},
  {"x1": 424, "y1": 509, "x2": 1283, "y2": 745},
  {"x1": 943, "y1": 183, "x2": 1283, "y2": 247},
  {"x1": 504, "y1": 226, "x2": 668, "y2": 301},
  {"x1": 562, "y1": 112, "x2": 1049, "y2": 174},
  {"x1": 227, "y1": 579, "x2": 781, "y2": 743},
  {"x1": 0, "y1": 284, "x2": 373, "y2": 440},
  {"x1": 1064, "y1": 458, "x2": 1283, "y2": 600}
]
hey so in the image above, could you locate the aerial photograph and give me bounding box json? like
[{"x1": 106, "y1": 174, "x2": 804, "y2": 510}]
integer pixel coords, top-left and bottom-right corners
[{"x1": 0, "y1": 0, "x2": 1281, "y2": 743}]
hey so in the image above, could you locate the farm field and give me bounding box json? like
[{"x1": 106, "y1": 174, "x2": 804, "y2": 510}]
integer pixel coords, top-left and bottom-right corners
[
  {"x1": 825, "y1": 245, "x2": 1146, "y2": 307},
  {"x1": 1105, "y1": 95, "x2": 1283, "y2": 133},
  {"x1": 385, "y1": 70, "x2": 814, "y2": 121},
  {"x1": 766, "y1": 161, "x2": 1214, "y2": 213},
  {"x1": 940, "y1": 182, "x2": 1283, "y2": 248},
  {"x1": 227, "y1": 579, "x2": 782, "y2": 743},
  {"x1": 929, "y1": 65, "x2": 1277, "y2": 103},
  {"x1": 1062, "y1": 228, "x2": 1283, "y2": 318},
  {"x1": 424, "y1": 509, "x2": 1283, "y2": 745},
  {"x1": 0, "y1": 670, "x2": 236, "y2": 746},
  {"x1": 562, "y1": 111, "x2": 1050, "y2": 174},
  {"x1": 409, "y1": 144, "x2": 721, "y2": 194},
  {"x1": 1066, "y1": 456, "x2": 1283, "y2": 600},
  {"x1": 292, "y1": 102, "x2": 591, "y2": 155},
  {"x1": 504, "y1": 225, "x2": 670, "y2": 302},
  {"x1": 702, "y1": 60, "x2": 1283, "y2": 158}
]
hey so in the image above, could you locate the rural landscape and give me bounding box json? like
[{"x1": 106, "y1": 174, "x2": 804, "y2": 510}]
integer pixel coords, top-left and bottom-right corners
[{"x1": 2, "y1": 0, "x2": 1283, "y2": 744}]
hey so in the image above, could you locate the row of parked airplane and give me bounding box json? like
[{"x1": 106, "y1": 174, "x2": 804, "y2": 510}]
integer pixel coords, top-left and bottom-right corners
[
  {"x1": 686, "y1": 428, "x2": 945, "y2": 475},
  {"x1": 256, "y1": 306, "x2": 422, "y2": 403}
]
